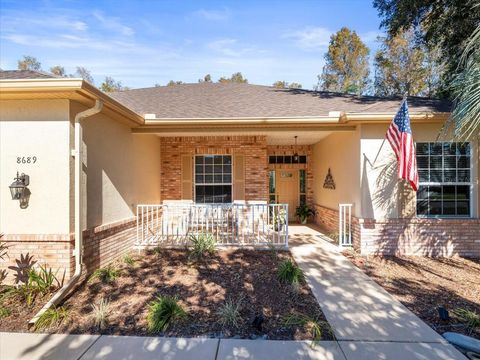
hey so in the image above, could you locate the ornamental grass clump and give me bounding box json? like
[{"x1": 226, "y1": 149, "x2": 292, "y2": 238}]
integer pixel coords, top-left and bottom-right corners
[
  {"x1": 89, "y1": 265, "x2": 119, "y2": 284},
  {"x1": 453, "y1": 308, "x2": 480, "y2": 335},
  {"x1": 34, "y1": 306, "x2": 68, "y2": 331},
  {"x1": 284, "y1": 313, "x2": 332, "y2": 347},
  {"x1": 278, "y1": 259, "x2": 304, "y2": 285},
  {"x1": 91, "y1": 297, "x2": 111, "y2": 330},
  {"x1": 188, "y1": 233, "x2": 216, "y2": 261},
  {"x1": 217, "y1": 298, "x2": 243, "y2": 328},
  {"x1": 147, "y1": 295, "x2": 186, "y2": 333}
]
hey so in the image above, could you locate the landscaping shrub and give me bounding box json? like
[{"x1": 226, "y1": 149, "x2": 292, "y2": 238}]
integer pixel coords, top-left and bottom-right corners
[
  {"x1": 284, "y1": 313, "x2": 332, "y2": 347},
  {"x1": 91, "y1": 297, "x2": 110, "y2": 329},
  {"x1": 0, "y1": 305, "x2": 11, "y2": 319},
  {"x1": 278, "y1": 259, "x2": 304, "y2": 285},
  {"x1": 453, "y1": 308, "x2": 480, "y2": 335},
  {"x1": 123, "y1": 254, "x2": 135, "y2": 266},
  {"x1": 188, "y1": 233, "x2": 216, "y2": 261},
  {"x1": 147, "y1": 295, "x2": 186, "y2": 333},
  {"x1": 0, "y1": 240, "x2": 8, "y2": 285},
  {"x1": 89, "y1": 265, "x2": 119, "y2": 284},
  {"x1": 34, "y1": 306, "x2": 68, "y2": 331},
  {"x1": 217, "y1": 298, "x2": 242, "y2": 328}
]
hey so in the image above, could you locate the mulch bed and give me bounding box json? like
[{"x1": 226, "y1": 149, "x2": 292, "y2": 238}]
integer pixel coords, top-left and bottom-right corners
[
  {"x1": 343, "y1": 251, "x2": 480, "y2": 339},
  {"x1": 0, "y1": 249, "x2": 333, "y2": 341}
]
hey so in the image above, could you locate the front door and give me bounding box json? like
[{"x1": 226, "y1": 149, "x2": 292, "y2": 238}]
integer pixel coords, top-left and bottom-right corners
[{"x1": 276, "y1": 170, "x2": 299, "y2": 221}]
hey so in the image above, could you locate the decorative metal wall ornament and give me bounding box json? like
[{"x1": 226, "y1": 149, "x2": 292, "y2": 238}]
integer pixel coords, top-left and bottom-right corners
[{"x1": 323, "y1": 168, "x2": 336, "y2": 189}]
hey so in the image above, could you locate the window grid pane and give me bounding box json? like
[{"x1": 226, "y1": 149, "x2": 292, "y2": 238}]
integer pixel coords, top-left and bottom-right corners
[
  {"x1": 194, "y1": 155, "x2": 232, "y2": 203},
  {"x1": 416, "y1": 142, "x2": 471, "y2": 217}
]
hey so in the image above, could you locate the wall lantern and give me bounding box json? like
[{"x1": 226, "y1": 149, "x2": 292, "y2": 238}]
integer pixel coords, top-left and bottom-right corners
[
  {"x1": 293, "y1": 136, "x2": 299, "y2": 163},
  {"x1": 9, "y1": 172, "x2": 30, "y2": 208}
]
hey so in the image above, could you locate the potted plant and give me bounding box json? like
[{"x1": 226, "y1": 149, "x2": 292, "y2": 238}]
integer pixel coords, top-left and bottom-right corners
[
  {"x1": 273, "y1": 208, "x2": 287, "y2": 231},
  {"x1": 295, "y1": 204, "x2": 315, "y2": 224}
]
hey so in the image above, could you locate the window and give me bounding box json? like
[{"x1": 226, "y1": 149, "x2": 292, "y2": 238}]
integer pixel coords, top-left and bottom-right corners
[
  {"x1": 416, "y1": 142, "x2": 472, "y2": 217},
  {"x1": 269, "y1": 155, "x2": 307, "y2": 164},
  {"x1": 194, "y1": 155, "x2": 232, "y2": 203},
  {"x1": 299, "y1": 169, "x2": 306, "y2": 205},
  {"x1": 269, "y1": 170, "x2": 276, "y2": 203}
]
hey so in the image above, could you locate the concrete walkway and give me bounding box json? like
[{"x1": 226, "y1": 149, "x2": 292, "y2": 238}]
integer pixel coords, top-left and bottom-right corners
[
  {"x1": 0, "y1": 225, "x2": 467, "y2": 359},
  {"x1": 289, "y1": 225, "x2": 466, "y2": 360}
]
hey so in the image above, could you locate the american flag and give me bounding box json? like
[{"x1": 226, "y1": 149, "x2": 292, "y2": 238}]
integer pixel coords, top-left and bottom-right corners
[{"x1": 386, "y1": 100, "x2": 419, "y2": 191}]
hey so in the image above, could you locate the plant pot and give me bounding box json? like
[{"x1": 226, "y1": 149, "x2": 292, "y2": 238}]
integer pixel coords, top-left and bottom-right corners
[{"x1": 300, "y1": 218, "x2": 307, "y2": 225}]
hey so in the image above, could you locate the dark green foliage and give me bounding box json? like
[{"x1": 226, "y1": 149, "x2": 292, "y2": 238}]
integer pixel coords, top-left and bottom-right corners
[
  {"x1": 89, "y1": 265, "x2": 119, "y2": 284},
  {"x1": 188, "y1": 233, "x2": 216, "y2": 261},
  {"x1": 147, "y1": 296, "x2": 186, "y2": 332},
  {"x1": 278, "y1": 259, "x2": 304, "y2": 284}
]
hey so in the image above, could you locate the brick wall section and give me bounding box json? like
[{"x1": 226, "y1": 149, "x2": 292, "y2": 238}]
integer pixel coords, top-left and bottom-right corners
[
  {"x1": 160, "y1": 136, "x2": 268, "y2": 201},
  {"x1": 82, "y1": 217, "x2": 137, "y2": 273},
  {"x1": 1, "y1": 217, "x2": 137, "y2": 284},
  {"x1": 359, "y1": 218, "x2": 480, "y2": 257},
  {"x1": 313, "y1": 203, "x2": 480, "y2": 257},
  {"x1": 0, "y1": 234, "x2": 74, "y2": 284},
  {"x1": 267, "y1": 145, "x2": 314, "y2": 205}
]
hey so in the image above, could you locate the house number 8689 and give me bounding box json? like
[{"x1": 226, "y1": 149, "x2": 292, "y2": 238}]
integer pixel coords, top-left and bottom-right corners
[{"x1": 17, "y1": 156, "x2": 37, "y2": 164}]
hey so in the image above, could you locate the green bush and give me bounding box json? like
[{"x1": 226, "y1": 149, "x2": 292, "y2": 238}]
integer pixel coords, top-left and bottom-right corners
[
  {"x1": 147, "y1": 295, "x2": 186, "y2": 333},
  {"x1": 217, "y1": 298, "x2": 242, "y2": 328},
  {"x1": 89, "y1": 265, "x2": 119, "y2": 284},
  {"x1": 453, "y1": 308, "x2": 480, "y2": 335},
  {"x1": 0, "y1": 305, "x2": 11, "y2": 319},
  {"x1": 189, "y1": 233, "x2": 216, "y2": 261},
  {"x1": 34, "y1": 306, "x2": 68, "y2": 331},
  {"x1": 278, "y1": 259, "x2": 304, "y2": 285}
]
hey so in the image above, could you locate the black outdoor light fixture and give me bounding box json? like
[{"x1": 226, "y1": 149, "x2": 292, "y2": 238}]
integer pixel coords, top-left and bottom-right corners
[
  {"x1": 293, "y1": 135, "x2": 299, "y2": 163},
  {"x1": 9, "y1": 172, "x2": 30, "y2": 205}
]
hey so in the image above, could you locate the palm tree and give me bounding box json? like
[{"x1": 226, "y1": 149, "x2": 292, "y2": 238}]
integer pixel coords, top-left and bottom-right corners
[{"x1": 445, "y1": 24, "x2": 480, "y2": 141}]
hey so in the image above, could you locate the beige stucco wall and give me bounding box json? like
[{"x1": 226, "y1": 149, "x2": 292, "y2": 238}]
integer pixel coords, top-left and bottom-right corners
[
  {"x1": 360, "y1": 123, "x2": 479, "y2": 219},
  {"x1": 0, "y1": 99, "x2": 72, "y2": 234},
  {"x1": 312, "y1": 129, "x2": 361, "y2": 217},
  {"x1": 72, "y1": 101, "x2": 161, "y2": 229}
]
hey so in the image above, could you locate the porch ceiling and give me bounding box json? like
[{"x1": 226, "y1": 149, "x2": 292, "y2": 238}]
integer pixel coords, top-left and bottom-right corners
[{"x1": 147, "y1": 130, "x2": 336, "y2": 145}]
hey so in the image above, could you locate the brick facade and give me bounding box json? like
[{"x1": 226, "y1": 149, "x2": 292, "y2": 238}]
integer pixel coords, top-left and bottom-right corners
[
  {"x1": 0, "y1": 217, "x2": 137, "y2": 284},
  {"x1": 313, "y1": 203, "x2": 480, "y2": 257},
  {"x1": 160, "y1": 136, "x2": 269, "y2": 201}
]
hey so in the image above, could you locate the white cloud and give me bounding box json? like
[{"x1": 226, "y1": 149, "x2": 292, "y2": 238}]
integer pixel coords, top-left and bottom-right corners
[
  {"x1": 207, "y1": 38, "x2": 255, "y2": 57},
  {"x1": 92, "y1": 10, "x2": 134, "y2": 36},
  {"x1": 193, "y1": 8, "x2": 230, "y2": 21},
  {"x1": 284, "y1": 27, "x2": 332, "y2": 51}
]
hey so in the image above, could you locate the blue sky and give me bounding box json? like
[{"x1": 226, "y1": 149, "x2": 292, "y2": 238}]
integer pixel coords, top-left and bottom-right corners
[{"x1": 0, "y1": 0, "x2": 383, "y2": 89}]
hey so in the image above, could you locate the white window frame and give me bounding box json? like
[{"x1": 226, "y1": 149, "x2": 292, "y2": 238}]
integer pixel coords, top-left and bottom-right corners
[
  {"x1": 194, "y1": 155, "x2": 233, "y2": 204},
  {"x1": 416, "y1": 142, "x2": 474, "y2": 218}
]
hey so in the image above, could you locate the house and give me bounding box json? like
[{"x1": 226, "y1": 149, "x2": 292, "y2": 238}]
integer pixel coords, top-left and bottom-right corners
[{"x1": 0, "y1": 70, "x2": 479, "y2": 283}]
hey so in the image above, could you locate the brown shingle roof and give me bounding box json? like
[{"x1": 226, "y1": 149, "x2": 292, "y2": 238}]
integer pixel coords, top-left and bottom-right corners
[
  {"x1": 110, "y1": 83, "x2": 451, "y2": 119},
  {"x1": 0, "y1": 70, "x2": 58, "y2": 79}
]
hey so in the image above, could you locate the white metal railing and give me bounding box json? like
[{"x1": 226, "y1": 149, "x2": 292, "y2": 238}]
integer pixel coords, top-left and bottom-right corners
[
  {"x1": 136, "y1": 202, "x2": 288, "y2": 248},
  {"x1": 339, "y1": 203, "x2": 353, "y2": 247}
]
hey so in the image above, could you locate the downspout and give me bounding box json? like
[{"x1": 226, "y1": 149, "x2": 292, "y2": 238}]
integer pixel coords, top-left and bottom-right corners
[{"x1": 29, "y1": 99, "x2": 103, "y2": 326}]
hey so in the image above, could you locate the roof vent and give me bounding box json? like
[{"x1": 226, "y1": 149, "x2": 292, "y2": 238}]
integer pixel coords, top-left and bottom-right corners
[
  {"x1": 328, "y1": 111, "x2": 342, "y2": 118},
  {"x1": 144, "y1": 113, "x2": 156, "y2": 119}
]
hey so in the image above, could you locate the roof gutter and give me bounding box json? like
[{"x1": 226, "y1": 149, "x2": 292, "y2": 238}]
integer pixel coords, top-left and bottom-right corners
[{"x1": 29, "y1": 99, "x2": 104, "y2": 326}]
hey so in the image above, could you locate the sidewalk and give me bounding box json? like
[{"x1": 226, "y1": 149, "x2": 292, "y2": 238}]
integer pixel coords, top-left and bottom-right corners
[{"x1": 289, "y1": 225, "x2": 466, "y2": 360}]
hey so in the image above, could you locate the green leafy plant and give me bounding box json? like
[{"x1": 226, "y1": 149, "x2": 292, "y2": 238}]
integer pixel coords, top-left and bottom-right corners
[
  {"x1": 28, "y1": 265, "x2": 58, "y2": 294},
  {"x1": 0, "y1": 305, "x2": 11, "y2": 319},
  {"x1": 284, "y1": 313, "x2": 332, "y2": 347},
  {"x1": 453, "y1": 308, "x2": 480, "y2": 335},
  {"x1": 34, "y1": 306, "x2": 68, "y2": 331},
  {"x1": 295, "y1": 205, "x2": 315, "y2": 224},
  {"x1": 188, "y1": 233, "x2": 216, "y2": 261},
  {"x1": 91, "y1": 297, "x2": 111, "y2": 329},
  {"x1": 89, "y1": 265, "x2": 119, "y2": 284},
  {"x1": 278, "y1": 259, "x2": 304, "y2": 285},
  {"x1": 123, "y1": 254, "x2": 135, "y2": 266},
  {"x1": 147, "y1": 295, "x2": 186, "y2": 333},
  {"x1": 217, "y1": 298, "x2": 243, "y2": 328},
  {"x1": 0, "y1": 239, "x2": 8, "y2": 285}
]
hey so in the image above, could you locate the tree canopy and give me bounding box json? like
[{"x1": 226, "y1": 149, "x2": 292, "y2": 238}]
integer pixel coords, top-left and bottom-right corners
[
  {"x1": 49, "y1": 65, "x2": 65, "y2": 77},
  {"x1": 100, "y1": 76, "x2": 125, "y2": 92},
  {"x1": 319, "y1": 27, "x2": 370, "y2": 95},
  {"x1": 75, "y1": 67, "x2": 94, "y2": 84},
  {"x1": 272, "y1": 80, "x2": 302, "y2": 89},
  {"x1": 218, "y1": 72, "x2": 248, "y2": 83},
  {"x1": 17, "y1": 55, "x2": 41, "y2": 71}
]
